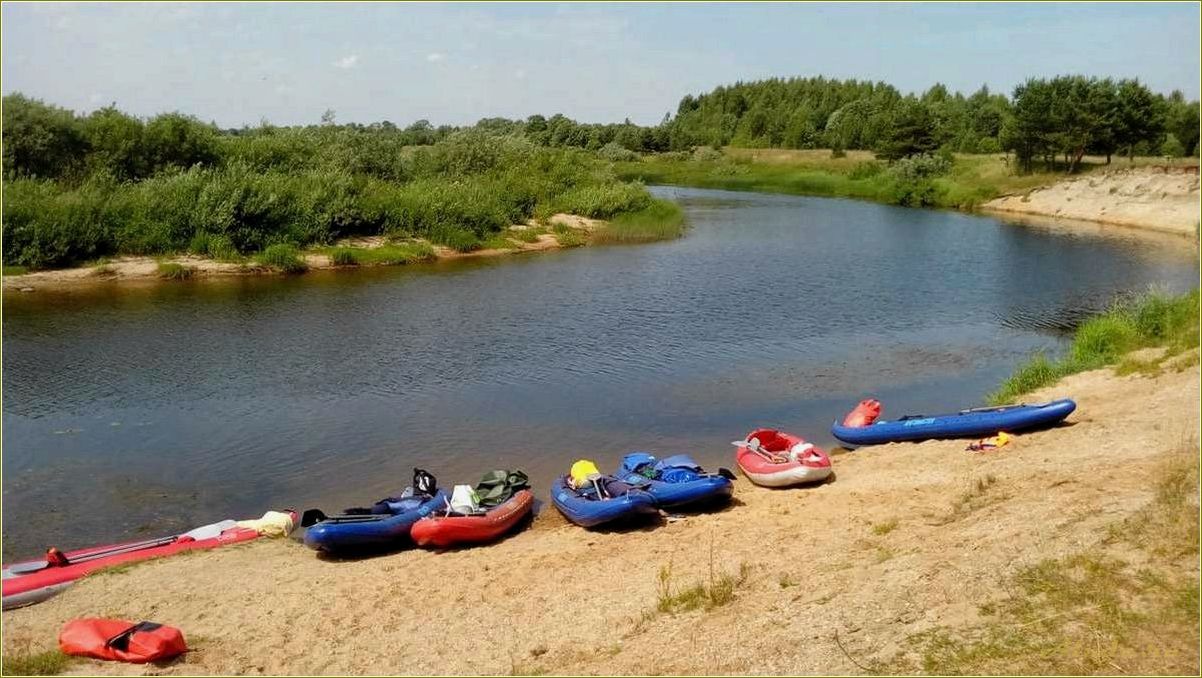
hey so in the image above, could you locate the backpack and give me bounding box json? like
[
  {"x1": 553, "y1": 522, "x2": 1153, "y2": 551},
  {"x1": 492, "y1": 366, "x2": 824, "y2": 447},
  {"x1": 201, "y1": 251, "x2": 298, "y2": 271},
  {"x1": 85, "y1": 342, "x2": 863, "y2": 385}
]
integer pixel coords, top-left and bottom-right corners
[{"x1": 474, "y1": 470, "x2": 530, "y2": 508}]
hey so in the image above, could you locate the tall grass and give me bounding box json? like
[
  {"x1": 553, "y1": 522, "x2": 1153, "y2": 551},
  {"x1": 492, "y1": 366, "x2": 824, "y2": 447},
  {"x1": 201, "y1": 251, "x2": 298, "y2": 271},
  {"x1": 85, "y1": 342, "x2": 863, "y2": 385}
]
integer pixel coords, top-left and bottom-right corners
[
  {"x1": 591, "y1": 199, "x2": 686, "y2": 244},
  {"x1": 989, "y1": 289, "x2": 1200, "y2": 403}
]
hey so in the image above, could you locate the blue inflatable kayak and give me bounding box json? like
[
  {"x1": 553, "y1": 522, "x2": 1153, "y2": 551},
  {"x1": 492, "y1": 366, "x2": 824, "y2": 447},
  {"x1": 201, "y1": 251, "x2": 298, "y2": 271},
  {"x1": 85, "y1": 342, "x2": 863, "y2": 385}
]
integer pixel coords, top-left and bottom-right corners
[
  {"x1": 831, "y1": 398, "x2": 1076, "y2": 446},
  {"x1": 617, "y1": 453, "x2": 734, "y2": 509},
  {"x1": 304, "y1": 490, "x2": 447, "y2": 553},
  {"x1": 551, "y1": 475, "x2": 659, "y2": 528}
]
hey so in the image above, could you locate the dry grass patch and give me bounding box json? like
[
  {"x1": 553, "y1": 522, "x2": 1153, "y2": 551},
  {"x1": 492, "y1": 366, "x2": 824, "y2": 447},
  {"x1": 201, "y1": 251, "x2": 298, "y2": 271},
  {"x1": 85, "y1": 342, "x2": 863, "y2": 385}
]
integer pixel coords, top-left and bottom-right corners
[{"x1": 888, "y1": 441, "x2": 1200, "y2": 675}]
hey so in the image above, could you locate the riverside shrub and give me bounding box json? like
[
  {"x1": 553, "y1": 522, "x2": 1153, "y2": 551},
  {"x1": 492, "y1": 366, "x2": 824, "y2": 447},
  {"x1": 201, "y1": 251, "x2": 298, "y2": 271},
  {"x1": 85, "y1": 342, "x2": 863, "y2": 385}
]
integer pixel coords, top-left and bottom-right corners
[{"x1": 2, "y1": 120, "x2": 657, "y2": 268}]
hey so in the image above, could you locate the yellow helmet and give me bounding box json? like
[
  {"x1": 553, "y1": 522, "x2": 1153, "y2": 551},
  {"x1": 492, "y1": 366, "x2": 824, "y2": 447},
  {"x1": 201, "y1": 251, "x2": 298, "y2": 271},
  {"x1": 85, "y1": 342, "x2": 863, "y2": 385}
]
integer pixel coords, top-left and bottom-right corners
[{"x1": 570, "y1": 459, "x2": 601, "y2": 488}]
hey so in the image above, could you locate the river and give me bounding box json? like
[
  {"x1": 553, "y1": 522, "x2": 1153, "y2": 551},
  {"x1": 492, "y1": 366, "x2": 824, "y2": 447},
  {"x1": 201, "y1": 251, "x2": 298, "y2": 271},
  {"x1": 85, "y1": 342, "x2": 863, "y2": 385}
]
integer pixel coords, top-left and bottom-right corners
[{"x1": 2, "y1": 186, "x2": 1197, "y2": 556}]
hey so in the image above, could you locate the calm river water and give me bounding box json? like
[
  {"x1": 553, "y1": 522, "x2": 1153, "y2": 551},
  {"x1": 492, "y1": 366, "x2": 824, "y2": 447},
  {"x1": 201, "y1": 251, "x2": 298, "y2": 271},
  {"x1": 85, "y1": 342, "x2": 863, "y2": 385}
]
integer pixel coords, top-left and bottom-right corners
[{"x1": 3, "y1": 186, "x2": 1197, "y2": 556}]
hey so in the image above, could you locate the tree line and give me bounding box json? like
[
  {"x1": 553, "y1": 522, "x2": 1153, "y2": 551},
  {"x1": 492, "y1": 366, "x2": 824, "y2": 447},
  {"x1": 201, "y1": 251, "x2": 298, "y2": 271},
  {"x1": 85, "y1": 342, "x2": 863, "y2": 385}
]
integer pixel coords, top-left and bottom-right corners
[{"x1": 5, "y1": 72, "x2": 1196, "y2": 187}]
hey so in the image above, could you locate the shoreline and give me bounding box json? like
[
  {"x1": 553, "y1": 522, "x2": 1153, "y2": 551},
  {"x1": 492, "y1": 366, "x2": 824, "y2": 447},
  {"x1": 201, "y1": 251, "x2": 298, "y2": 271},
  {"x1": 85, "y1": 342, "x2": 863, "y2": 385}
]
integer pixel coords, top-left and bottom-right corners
[
  {"x1": 617, "y1": 152, "x2": 1200, "y2": 239},
  {"x1": 1, "y1": 214, "x2": 605, "y2": 294},
  {"x1": 2, "y1": 356, "x2": 1197, "y2": 674}
]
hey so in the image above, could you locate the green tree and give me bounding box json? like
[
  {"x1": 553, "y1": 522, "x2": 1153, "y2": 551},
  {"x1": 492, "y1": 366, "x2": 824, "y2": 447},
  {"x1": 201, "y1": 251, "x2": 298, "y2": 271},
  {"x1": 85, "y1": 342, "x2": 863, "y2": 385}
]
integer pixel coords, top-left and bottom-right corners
[
  {"x1": 1164, "y1": 92, "x2": 1200, "y2": 157},
  {"x1": 1, "y1": 93, "x2": 87, "y2": 180},
  {"x1": 82, "y1": 106, "x2": 147, "y2": 180},
  {"x1": 873, "y1": 99, "x2": 937, "y2": 161},
  {"x1": 143, "y1": 113, "x2": 220, "y2": 172},
  {"x1": 1114, "y1": 79, "x2": 1167, "y2": 161},
  {"x1": 1160, "y1": 133, "x2": 1186, "y2": 158}
]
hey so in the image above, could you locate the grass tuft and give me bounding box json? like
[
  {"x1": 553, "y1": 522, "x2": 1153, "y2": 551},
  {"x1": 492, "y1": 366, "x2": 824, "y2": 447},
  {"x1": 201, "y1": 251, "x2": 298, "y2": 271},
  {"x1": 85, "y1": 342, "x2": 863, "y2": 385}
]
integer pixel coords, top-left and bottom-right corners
[
  {"x1": 481, "y1": 233, "x2": 520, "y2": 250},
  {"x1": 509, "y1": 226, "x2": 546, "y2": 243},
  {"x1": 322, "y1": 243, "x2": 435, "y2": 266},
  {"x1": 654, "y1": 548, "x2": 751, "y2": 615},
  {"x1": 156, "y1": 262, "x2": 194, "y2": 280},
  {"x1": 591, "y1": 199, "x2": 687, "y2": 245},
  {"x1": 329, "y1": 248, "x2": 360, "y2": 266},
  {"x1": 871, "y1": 519, "x2": 900, "y2": 536},
  {"x1": 255, "y1": 244, "x2": 308, "y2": 273},
  {"x1": 551, "y1": 225, "x2": 588, "y2": 248},
  {"x1": 3, "y1": 265, "x2": 30, "y2": 275},
  {"x1": 1, "y1": 649, "x2": 71, "y2": 676}
]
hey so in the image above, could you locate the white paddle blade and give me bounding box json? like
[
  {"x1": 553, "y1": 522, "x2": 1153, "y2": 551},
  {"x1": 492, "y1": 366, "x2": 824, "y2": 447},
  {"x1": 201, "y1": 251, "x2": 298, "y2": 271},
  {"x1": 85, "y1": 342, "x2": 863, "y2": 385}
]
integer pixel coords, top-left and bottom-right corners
[{"x1": 181, "y1": 519, "x2": 237, "y2": 541}]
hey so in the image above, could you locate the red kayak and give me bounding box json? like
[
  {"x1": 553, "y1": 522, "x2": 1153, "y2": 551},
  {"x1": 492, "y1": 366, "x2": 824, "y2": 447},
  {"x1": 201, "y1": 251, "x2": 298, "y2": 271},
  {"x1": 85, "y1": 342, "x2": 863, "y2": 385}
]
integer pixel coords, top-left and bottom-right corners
[
  {"x1": 735, "y1": 428, "x2": 832, "y2": 487},
  {"x1": 410, "y1": 490, "x2": 534, "y2": 548},
  {"x1": 2, "y1": 511, "x2": 296, "y2": 610}
]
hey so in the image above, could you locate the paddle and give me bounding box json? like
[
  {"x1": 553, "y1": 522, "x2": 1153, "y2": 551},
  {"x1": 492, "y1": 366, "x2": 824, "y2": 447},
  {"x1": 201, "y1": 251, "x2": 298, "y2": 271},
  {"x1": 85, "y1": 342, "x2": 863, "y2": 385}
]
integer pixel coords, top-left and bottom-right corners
[
  {"x1": 6, "y1": 519, "x2": 237, "y2": 574},
  {"x1": 586, "y1": 473, "x2": 610, "y2": 500},
  {"x1": 731, "y1": 438, "x2": 788, "y2": 463}
]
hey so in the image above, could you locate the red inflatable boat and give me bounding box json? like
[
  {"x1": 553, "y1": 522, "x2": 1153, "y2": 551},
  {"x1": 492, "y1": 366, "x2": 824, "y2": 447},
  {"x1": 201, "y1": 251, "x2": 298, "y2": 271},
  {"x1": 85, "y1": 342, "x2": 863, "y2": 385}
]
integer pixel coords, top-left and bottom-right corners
[
  {"x1": 735, "y1": 428, "x2": 832, "y2": 487},
  {"x1": 2, "y1": 511, "x2": 296, "y2": 610},
  {"x1": 410, "y1": 490, "x2": 534, "y2": 548}
]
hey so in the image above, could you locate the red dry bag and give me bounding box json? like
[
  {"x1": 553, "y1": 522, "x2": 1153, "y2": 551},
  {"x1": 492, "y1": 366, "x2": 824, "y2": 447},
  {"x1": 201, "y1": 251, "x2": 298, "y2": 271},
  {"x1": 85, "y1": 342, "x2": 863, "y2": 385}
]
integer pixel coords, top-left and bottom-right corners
[
  {"x1": 842, "y1": 399, "x2": 882, "y2": 427},
  {"x1": 59, "y1": 619, "x2": 186, "y2": 663}
]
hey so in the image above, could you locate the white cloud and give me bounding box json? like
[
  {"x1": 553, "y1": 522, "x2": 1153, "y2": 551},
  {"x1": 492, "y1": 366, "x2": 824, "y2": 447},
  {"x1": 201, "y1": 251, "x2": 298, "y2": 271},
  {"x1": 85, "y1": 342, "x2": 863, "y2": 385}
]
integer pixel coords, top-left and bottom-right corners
[
  {"x1": 333, "y1": 54, "x2": 358, "y2": 69},
  {"x1": 426, "y1": 52, "x2": 445, "y2": 63}
]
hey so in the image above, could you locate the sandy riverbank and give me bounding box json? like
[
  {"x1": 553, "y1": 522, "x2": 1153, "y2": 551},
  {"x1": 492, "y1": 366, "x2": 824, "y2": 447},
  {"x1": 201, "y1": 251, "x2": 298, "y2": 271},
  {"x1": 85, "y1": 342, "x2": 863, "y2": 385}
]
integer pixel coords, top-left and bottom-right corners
[
  {"x1": 3, "y1": 354, "x2": 1197, "y2": 675},
  {"x1": 1, "y1": 214, "x2": 603, "y2": 293},
  {"x1": 983, "y1": 166, "x2": 1201, "y2": 237}
]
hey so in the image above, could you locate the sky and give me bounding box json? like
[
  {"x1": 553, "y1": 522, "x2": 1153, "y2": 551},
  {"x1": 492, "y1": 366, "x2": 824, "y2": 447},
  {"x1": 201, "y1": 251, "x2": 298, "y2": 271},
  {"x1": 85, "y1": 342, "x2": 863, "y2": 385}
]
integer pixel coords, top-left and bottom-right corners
[{"x1": 2, "y1": 2, "x2": 1199, "y2": 128}]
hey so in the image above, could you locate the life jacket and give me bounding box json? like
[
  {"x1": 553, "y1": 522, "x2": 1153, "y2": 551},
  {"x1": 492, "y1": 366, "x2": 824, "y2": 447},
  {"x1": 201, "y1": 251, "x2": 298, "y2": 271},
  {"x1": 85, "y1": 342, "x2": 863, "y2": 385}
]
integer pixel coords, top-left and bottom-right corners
[
  {"x1": 59, "y1": 619, "x2": 187, "y2": 664},
  {"x1": 843, "y1": 399, "x2": 882, "y2": 427}
]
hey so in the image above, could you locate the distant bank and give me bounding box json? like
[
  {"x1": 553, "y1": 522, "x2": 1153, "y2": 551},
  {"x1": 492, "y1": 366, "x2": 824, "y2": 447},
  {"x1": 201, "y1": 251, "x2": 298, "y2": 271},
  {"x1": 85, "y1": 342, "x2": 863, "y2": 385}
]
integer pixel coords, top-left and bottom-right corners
[
  {"x1": 615, "y1": 149, "x2": 1200, "y2": 237},
  {"x1": 982, "y1": 166, "x2": 1200, "y2": 237}
]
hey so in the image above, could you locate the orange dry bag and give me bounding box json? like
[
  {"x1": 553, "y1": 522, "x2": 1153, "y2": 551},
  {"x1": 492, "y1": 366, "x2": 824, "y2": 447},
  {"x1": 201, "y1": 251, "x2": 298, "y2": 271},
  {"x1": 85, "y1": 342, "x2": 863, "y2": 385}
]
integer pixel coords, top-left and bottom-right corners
[
  {"x1": 59, "y1": 619, "x2": 187, "y2": 663},
  {"x1": 842, "y1": 399, "x2": 882, "y2": 427}
]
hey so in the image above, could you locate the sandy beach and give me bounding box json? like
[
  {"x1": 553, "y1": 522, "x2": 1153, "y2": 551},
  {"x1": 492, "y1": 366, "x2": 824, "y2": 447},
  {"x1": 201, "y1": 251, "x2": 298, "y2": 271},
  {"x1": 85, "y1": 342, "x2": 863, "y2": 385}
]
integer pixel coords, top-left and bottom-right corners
[
  {"x1": 3, "y1": 353, "x2": 1197, "y2": 675},
  {"x1": 983, "y1": 167, "x2": 1201, "y2": 237}
]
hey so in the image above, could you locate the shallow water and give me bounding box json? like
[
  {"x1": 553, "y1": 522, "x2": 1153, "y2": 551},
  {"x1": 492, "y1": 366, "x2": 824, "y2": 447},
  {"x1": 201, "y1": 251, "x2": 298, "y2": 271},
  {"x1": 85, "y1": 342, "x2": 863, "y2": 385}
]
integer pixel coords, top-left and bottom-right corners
[{"x1": 3, "y1": 187, "x2": 1197, "y2": 557}]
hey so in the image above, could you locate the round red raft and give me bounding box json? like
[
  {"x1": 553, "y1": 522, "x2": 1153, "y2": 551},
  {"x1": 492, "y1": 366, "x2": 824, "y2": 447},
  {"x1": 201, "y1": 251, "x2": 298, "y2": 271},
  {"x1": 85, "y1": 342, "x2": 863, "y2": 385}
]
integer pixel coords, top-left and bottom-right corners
[{"x1": 736, "y1": 428, "x2": 832, "y2": 488}]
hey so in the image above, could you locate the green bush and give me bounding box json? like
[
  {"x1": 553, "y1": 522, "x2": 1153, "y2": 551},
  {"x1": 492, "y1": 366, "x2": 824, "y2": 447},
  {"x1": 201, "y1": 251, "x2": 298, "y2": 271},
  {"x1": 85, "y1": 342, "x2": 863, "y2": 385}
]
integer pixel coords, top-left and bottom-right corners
[
  {"x1": 553, "y1": 182, "x2": 652, "y2": 219},
  {"x1": 598, "y1": 142, "x2": 639, "y2": 162},
  {"x1": 255, "y1": 244, "x2": 308, "y2": 273}
]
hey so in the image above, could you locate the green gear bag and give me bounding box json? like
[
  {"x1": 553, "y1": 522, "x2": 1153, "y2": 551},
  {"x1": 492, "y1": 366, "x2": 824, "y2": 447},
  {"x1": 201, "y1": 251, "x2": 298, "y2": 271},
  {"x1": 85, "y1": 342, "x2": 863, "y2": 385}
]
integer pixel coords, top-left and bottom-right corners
[{"x1": 474, "y1": 469, "x2": 530, "y2": 508}]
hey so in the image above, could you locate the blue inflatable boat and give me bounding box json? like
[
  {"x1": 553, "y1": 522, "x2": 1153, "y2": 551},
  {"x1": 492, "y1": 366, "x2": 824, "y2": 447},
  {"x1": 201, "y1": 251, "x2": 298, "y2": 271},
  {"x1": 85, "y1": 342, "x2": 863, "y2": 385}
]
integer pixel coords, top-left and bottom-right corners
[
  {"x1": 550, "y1": 475, "x2": 659, "y2": 528},
  {"x1": 303, "y1": 490, "x2": 447, "y2": 553},
  {"x1": 617, "y1": 453, "x2": 734, "y2": 509},
  {"x1": 831, "y1": 398, "x2": 1076, "y2": 446}
]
